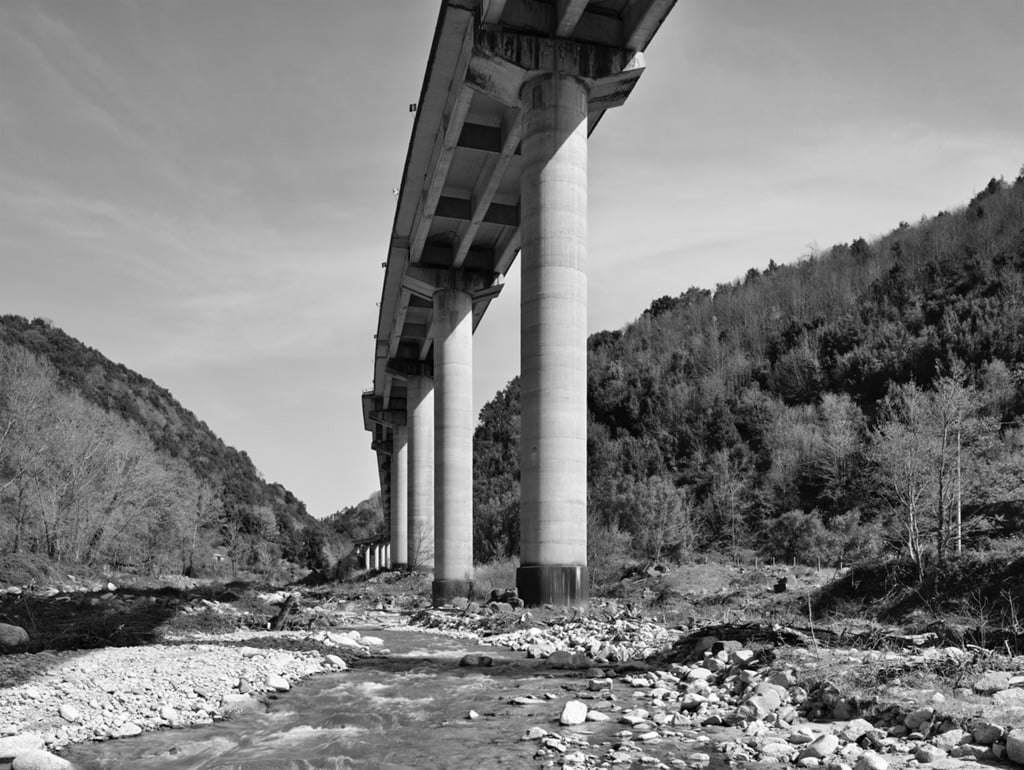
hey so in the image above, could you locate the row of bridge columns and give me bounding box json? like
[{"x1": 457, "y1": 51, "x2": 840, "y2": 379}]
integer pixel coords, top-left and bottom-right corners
[
  {"x1": 381, "y1": 70, "x2": 591, "y2": 608},
  {"x1": 361, "y1": 542, "x2": 391, "y2": 572}
]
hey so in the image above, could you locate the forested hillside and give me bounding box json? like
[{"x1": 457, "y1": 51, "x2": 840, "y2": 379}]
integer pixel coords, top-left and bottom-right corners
[
  {"x1": 0, "y1": 316, "x2": 345, "y2": 579},
  {"x1": 474, "y1": 172, "x2": 1024, "y2": 580}
]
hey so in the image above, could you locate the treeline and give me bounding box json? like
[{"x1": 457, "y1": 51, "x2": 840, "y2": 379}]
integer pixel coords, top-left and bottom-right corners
[
  {"x1": 473, "y1": 172, "x2": 1024, "y2": 582},
  {"x1": 0, "y1": 317, "x2": 346, "y2": 578}
]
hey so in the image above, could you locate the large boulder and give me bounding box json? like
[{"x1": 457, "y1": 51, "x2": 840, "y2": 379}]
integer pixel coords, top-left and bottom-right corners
[
  {"x1": 11, "y1": 750, "x2": 74, "y2": 770},
  {"x1": 1006, "y1": 728, "x2": 1024, "y2": 764},
  {"x1": 0, "y1": 623, "x2": 29, "y2": 652}
]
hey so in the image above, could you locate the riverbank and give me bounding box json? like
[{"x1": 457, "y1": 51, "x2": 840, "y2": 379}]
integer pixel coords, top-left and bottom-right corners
[{"x1": 3, "y1": 569, "x2": 1024, "y2": 769}]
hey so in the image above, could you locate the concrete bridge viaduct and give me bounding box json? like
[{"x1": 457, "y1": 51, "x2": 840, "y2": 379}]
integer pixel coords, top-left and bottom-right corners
[{"x1": 362, "y1": 0, "x2": 676, "y2": 606}]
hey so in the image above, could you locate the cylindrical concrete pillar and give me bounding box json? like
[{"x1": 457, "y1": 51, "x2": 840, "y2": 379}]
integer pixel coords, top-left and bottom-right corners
[
  {"x1": 432, "y1": 287, "x2": 474, "y2": 605},
  {"x1": 517, "y1": 72, "x2": 589, "y2": 606},
  {"x1": 390, "y1": 424, "x2": 409, "y2": 569},
  {"x1": 363, "y1": 546, "x2": 370, "y2": 571},
  {"x1": 407, "y1": 374, "x2": 435, "y2": 570}
]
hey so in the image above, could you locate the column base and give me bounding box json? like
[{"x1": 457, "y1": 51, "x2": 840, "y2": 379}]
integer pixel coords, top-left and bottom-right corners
[
  {"x1": 432, "y1": 578, "x2": 474, "y2": 606},
  {"x1": 390, "y1": 562, "x2": 408, "y2": 571},
  {"x1": 516, "y1": 565, "x2": 589, "y2": 607}
]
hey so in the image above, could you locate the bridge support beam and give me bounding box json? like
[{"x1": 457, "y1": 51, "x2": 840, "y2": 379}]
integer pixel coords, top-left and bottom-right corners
[
  {"x1": 390, "y1": 424, "x2": 409, "y2": 570},
  {"x1": 407, "y1": 374, "x2": 435, "y2": 569},
  {"x1": 517, "y1": 72, "x2": 590, "y2": 606},
  {"x1": 432, "y1": 285, "x2": 475, "y2": 605}
]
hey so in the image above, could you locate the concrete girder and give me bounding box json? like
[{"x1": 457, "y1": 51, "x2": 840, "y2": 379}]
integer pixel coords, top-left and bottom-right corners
[
  {"x1": 489, "y1": 0, "x2": 622, "y2": 45},
  {"x1": 481, "y1": 0, "x2": 508, "y2": 25},
  {"x1": 555, "y1": 0, "x2": 589, "y2": 37},
  {"x1": 452, "y1": 109, "x2": 523, "y2": 269},
  {"x1": 624, "y1": 0, "x2": 678, "y2": 51},
  {"x1": 408, "y1": 22, "x2": 477, "y2": 265}
]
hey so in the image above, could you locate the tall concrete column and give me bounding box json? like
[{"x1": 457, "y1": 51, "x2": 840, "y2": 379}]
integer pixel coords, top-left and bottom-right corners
[
  {"x1": 390, "y1": 424, "x2": 409, "y2": 569},
  {"x1": 407, "y1": 374, "x2": 435, "y2": 569},
  {"x1": 431, "y1": 286, "x2": 474, "y2": 604},
  {"x1": 517, "y1": 72, "x2": 589, "y2": 606}
]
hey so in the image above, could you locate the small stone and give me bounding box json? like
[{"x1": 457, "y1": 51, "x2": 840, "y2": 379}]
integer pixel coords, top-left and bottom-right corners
[
  {"x1": 798, "y1": 734, "x2": 840, "y2": 760},
  {"x1": 761, "y1": 742, "x2": 795, "y2": 759},
  {"x1": 324, "y1": 654, "x2": 348, "y2": 669},
  {"x1": 0, "y1": 623, "x2": 29, "y2": 652},
  {"x1": 788, "y1": 727, "x2": 819, "y2": 745},
  {"x1": 972, "y1": 721, "x2": 1005, "y2": 745},
  {"x1": 854, "y1": 751, "x2": 888, "y2": 770},
  {"x1": 511, "y1": 695, "x2": 546, "y2": 705},
  {"x1": 838, "y1": 719, "x2": 874, "y2": 743},
  {"x1": 588, "y1": 678, "x2": 613, "y2": 691},
  {"x1": 110, "y1": 723, "x2": 142, "y2": 738},
  {"x1": 949, "y1": 744, "x2": 994, "y2": 760},
  {"x1": 586, "y1": 710, "x2": 612, "y2": 722},
  {"x1": 459, "y1": 654, "x2": 493, "y2": 667},
  {"x1": 903, "y1": 707, "x2": 934, "y2": 730},
  {"x1": 914, "y1": 745, "x2": 946, "y2": 763},
  {"x1": 973, "y1": 671, "x2": 1012, "y2": 695},
  {"x1": 467, "y1": 710, "x2": 480, "y2": 720},
  {"x1": 560, "y1": 700, "x2": 588, "y2": 726},
  {"x1": 992, "y1": 688, "x2": 1024, "y2": 704},
  {"x1": 542, "y1": 736, "x2": 567, "y2": 752},
  {"x1": 521, "y1": 727, "x2": 548, "y2": 741},
  {"x1": 930, "y1": 729, "x2": 967, "y2": 752},
  {"x1": 57, "y1": 703, "x2": 81, "y2": 723},
  {"x1": 266, "y1": 674, "x2": 290, "y2": 692}
]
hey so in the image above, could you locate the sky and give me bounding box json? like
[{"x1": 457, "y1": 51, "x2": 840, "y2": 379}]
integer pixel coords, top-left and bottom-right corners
[{"x1": 1, "y1": 0, "x2": 1023, "y2": 518}]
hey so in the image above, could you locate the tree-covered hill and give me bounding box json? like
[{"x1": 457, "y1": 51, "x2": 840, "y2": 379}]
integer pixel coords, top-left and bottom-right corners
[
  {"x1": 474, "y1": 171, "x2": 1024, "y2": 581},
  {"x1": 0, "y1": 315, "x2": 346, "y2": 578}
]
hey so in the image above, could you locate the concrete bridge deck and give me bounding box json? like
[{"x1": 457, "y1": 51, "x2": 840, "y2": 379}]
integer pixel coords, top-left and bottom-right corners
[{"x1": 363, "y1": 0, "x2": 676, "y2": 605}]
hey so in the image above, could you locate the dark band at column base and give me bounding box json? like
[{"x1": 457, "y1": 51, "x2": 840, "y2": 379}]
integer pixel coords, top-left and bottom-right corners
[
  {"x1": 432, "y1": 578, "x2": 475, "y2": 606},
  {"x1": 516, "y1": 565, "x2": 589, "y2": 607},
  {"x1": 390, "y1": 562, "x2": 408, "y2": 571}
]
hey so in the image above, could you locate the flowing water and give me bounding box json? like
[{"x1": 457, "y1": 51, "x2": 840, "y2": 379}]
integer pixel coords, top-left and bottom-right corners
[{"x1": 60, "y1": 627, "x2": 725, "y2": 769}]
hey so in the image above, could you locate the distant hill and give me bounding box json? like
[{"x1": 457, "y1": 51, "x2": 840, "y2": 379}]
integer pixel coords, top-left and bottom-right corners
[
  {"x1": 0, "y1": 315, "x2": 351, "y2": 579},
  {"x1": 474, "y1": 171, "x2": 1024, "y2": 580}
]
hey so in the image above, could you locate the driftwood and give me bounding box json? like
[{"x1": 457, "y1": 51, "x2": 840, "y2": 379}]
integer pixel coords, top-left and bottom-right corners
[{"x1": 269, "y1": 594, "x2": 297, "y2": 631}]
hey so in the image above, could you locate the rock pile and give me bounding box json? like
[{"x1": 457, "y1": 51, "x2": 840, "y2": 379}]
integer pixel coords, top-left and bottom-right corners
[
  {"x1": 504, "y1": 632, "x2": 1024, "y2": 769},
  {"x1": 412, "y1": 601, "x2": 680, "y2": 662}
]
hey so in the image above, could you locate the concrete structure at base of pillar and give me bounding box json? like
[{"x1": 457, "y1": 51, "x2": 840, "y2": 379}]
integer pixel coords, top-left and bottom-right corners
[
  {"x1": 407, "y1": 374, "x2": 435, "y2": 570},
  {"x1": 517, "y1": 72, "x2": 590, "y2": 606},
  {"x1": 431, "y1": 280, "x2": 475, "y2": 605},
  {"x1": 390, "y1": 424, "x2": 409, "y2": 569}
]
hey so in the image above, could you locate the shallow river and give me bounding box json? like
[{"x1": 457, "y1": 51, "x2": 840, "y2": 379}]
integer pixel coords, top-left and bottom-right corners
[{"x1": 60, "y1": 627, "x2": 724, "y2": 769}]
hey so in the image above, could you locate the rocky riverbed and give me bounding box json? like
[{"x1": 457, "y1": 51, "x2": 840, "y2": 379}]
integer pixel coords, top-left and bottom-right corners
[{"x1": 3, "y1": 583, "x2": 1024, "y2": 770}]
